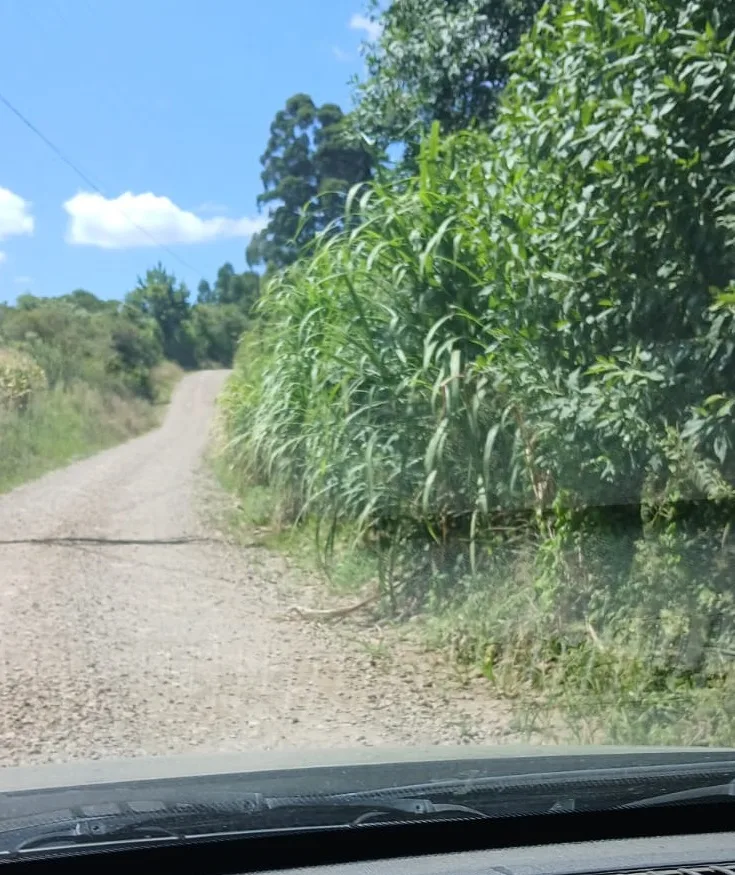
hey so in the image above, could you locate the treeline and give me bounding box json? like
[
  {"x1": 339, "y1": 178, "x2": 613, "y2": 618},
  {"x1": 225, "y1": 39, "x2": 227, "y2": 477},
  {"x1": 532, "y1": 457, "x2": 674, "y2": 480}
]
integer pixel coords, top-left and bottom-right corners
[
  {"x1": 222, "y1": 0, "x2": 735, "y2": 745},
  {"x1": 0, "y1": 262, "x2": 259, "y2": 405},
  {"x1": 123, "y1": 262, "x2": 260, "y2": 374}
]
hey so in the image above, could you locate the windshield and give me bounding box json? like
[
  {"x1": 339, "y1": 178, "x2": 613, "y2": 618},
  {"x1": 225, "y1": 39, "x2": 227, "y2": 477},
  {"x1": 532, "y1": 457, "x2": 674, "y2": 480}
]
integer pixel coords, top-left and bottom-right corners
[{"x1": 0, "y1": 0, "x2": 734, "y2": 822}]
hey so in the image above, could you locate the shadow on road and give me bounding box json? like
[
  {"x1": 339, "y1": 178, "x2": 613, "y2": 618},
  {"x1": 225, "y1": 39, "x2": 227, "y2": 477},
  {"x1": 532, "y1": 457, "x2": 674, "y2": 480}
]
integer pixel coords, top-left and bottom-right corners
[{"x1": 0, "y1": 535, "x2": 268, "y2": 586}]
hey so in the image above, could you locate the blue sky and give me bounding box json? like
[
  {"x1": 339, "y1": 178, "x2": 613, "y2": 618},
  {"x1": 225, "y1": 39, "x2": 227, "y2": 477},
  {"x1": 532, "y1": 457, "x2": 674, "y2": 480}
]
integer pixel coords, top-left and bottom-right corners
[{"x1": 0, "y1": 0, "x2": 380, "y2": 304}]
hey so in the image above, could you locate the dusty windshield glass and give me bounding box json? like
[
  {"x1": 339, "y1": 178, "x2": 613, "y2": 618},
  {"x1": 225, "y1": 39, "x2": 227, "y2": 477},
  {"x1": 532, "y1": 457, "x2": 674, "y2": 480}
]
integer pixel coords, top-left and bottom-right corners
[{"x1": 0, "y1": 0, "x2": 734, "y2": 784}]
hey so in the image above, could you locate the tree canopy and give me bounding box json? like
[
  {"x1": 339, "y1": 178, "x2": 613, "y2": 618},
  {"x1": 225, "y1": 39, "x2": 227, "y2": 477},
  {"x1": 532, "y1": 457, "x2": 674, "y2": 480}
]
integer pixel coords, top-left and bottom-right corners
[
  {"x1": 198, "y1": 263, "x2": 260, "y2": 312},
  {"x1": 125, "y1": 264, "x2": 195, "y2": 367},
  {"x1": 350, "y1": 0, "x2": 543, "y2": 157},
  {"x1": 246, "y1": 93, "x2": 375, "y2": 271}
]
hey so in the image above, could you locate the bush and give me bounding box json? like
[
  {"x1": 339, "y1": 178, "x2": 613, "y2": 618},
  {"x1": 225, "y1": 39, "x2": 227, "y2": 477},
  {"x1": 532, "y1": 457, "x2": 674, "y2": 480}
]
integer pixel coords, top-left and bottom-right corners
[
  {"x1": 0, "y1": 349, "x2": 47, "y2": 410},
  {"x1": 0, "y1": 296, "x2": 165, "y2": 394},
  {"x1": 0, "y1": 288, "x2": 183, "y2": 495},
  {"x1": 191, "y1": 303, "x2": 249, "y2": 367}
]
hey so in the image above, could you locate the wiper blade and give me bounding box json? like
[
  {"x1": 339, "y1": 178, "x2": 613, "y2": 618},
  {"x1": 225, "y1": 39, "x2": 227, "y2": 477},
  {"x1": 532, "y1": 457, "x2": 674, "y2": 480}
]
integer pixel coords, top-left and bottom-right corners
[
  {"x1": 622, "y1": 779, "x2": 735, "y2": 809},
  {"x1": 9, "y1": 796, "x2": 486, "y2": 854},
  {"x1": 8, "y1": 760, "x2": 735, "y2": 855},
  {"x1": 15, "y1": 822, "x2": 181, "y2": 853}
]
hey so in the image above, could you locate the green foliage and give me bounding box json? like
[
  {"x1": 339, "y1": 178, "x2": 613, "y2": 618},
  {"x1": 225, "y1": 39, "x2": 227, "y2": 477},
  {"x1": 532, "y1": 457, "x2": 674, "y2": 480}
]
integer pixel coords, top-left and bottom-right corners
[
  {"x1": 60, "y1": 289, "x2": 118, "y2": 313},
  {"x1": 246, "y1": 93, "x2": 376, "y2": 271},
  {"x1": 0, "y1": 348, "x2": 47, "y2": 410},
  {"x1": 2, "y1": 260, "x2": 253, "y2": 400},
  {"x1": 224, "y1": 0, "x2": 735, "y2": 742},
  {"x1": 0, "y1": 292, "x2": 164, "y2": 396},
  {"x1": 0, "y1": 260, "x2": 239, "y2": 494},
  {"x1": 191, "y1": 303, "x2": 248, "y2": 367},
  {"x1": 125, "y1": 263, "x2": 196, "y2": 367},
  {"x1": 107, "y1": 308, "x2": 165, "y2": 398},
  {"x1": 123, "y1": 261, "x2": 258, "y2": 369},
  {"x1": 0, "y1": 287, "x2": 184, "y2": 495},
  {"x1": 197, "y1": 262, "x2": 261, "y2": 312},
  {"x1": 351, "y1": 0, "x2": 543, "y2": 158}
]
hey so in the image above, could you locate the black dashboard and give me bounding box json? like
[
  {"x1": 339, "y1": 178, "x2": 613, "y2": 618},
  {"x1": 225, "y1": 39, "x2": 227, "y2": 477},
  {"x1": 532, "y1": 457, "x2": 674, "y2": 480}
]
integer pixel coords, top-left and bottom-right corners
[{"x1": 255, "y1": 834, "x2": 735, "y2": 875}]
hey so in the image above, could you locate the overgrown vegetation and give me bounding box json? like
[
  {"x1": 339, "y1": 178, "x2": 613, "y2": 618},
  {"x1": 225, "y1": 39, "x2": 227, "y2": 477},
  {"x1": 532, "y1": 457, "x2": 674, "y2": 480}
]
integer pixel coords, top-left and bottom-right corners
[
  {"x1": 221, "y1": 0, "x2": 735, "y2": 744},
  {"x1": 350, "y1": 0, "x2": 544, "y2": 161}
]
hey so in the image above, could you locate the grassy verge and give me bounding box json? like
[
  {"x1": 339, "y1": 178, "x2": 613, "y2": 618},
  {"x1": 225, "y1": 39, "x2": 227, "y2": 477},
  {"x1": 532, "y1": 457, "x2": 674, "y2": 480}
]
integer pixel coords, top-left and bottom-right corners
[
  {"x1": 214, "y1": 433, "x2": 735, "y2": 748},
  {"x1": 211, "y1": 451, "x2": 379, "y2": 596},
  {"x1": 418, "y1": 551, "x2": 735, "y2": 747},
  {"x1": 0, "y1": 363, "x2": 184, "y2": 495}
]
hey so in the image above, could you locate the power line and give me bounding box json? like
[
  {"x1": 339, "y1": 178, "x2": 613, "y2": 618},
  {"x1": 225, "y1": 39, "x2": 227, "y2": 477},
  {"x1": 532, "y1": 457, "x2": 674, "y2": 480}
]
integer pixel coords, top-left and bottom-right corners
[{"x1": 0, "y1": 89, "x2": 204, "y2": 280}]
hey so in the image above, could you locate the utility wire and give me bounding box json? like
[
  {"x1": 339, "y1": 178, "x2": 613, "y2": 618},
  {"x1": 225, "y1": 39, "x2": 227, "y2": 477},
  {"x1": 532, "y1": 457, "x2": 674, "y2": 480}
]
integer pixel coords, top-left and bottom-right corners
[{"x1": 0, "y1": 89, "x2": 204, "y2": 280}]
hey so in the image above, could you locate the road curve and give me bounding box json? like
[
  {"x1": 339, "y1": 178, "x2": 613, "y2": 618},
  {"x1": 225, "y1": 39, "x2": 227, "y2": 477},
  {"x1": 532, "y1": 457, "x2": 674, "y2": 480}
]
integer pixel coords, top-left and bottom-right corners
[{"x1": 0, "y1": 371, "x2": 509, "y2": 767}]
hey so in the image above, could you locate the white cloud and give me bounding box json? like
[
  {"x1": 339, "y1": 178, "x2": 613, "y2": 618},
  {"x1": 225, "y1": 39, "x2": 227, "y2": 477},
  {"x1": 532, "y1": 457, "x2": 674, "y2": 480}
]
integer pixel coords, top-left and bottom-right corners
[
  {"x1": 332, "y1": 45, "x2": 352, "y2": 62},
  {"x1": 63, "y1": 191, "x2": 266, "y2": 249},
  {"x1": 14, "y1": 275, "x2": 32, "y2": 284},
  {"x1": 0, "y1": 252, "x2": 6, "y2": 264},
  {"x1": 349, "y1": 13, "x2": 382, "y2": 41},
  {"x1": 0, "y1": 187, "x2": 34, "y2": 243},
  {"x1": 195, "y1": 201, "x2": 230, "y2": 215}
]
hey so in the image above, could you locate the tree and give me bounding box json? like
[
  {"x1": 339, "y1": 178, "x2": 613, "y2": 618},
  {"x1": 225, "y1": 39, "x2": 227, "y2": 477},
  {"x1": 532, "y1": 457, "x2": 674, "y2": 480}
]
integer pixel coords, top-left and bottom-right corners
[
  {"x1": 15, "y1": 293, "x2": 42, "y2": 311},
  {"x1": 228, "y1": 271, "x2": 260, "y2": 312},
  {"x1": 107, "y1": 310, "x2": 164, "y2": 398},
  {"x1": 191, "y1": 303, "x2": 249, "y2": 367},
  {"x1": 60, "y1": 289, "x2": 114, "y2": 313},
  {"x1": 214, "y1": 263, "x2": 236, "y2": 302},
  {"x1": 350, "y1": 0, "x2": 543, "y2": 158},
  {"x1": 215, "y1": 263, "x2": 260, "y2": 310},
  {"x1": 247, "y1": 93, "x2": 375, "y2": 270},
  {"x1": 197, "y1": 279, "x2": 215, "y2": 304},
  {"x1": 125, "y1": 264, "x2": 195, "y2": 367},
  {"x1": 198, "y1": 264, "x2": 261, "y2": 313}
]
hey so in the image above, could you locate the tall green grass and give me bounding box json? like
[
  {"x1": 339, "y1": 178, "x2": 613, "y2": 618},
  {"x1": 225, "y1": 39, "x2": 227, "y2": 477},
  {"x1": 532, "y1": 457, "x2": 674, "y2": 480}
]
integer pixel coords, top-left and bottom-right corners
[
  {"x1": 221, "y1": 127, "x2": 499, "y2": 566},
  {"x1": 220, "y1": 0, "x2": 735, "y2": 745}
]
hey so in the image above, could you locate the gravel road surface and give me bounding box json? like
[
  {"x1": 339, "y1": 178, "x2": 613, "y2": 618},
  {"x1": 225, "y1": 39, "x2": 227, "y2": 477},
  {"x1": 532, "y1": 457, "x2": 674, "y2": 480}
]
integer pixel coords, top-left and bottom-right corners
[{"x1": 0, "y1": 371, "x2": 510, "y2": 766}]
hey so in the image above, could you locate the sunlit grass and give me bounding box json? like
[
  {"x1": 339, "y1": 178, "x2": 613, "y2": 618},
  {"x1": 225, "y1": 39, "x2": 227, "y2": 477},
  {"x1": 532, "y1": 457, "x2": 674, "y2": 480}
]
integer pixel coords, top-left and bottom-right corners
[{"x1": 0, "y1": 366, "x2": 181, "y2": 495}]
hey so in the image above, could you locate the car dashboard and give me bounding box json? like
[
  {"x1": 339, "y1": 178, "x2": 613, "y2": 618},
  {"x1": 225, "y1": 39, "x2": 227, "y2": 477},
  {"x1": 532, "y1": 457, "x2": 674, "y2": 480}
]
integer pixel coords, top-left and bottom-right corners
[{"x1": 258, "y1": 834, "x2": 735, "y2": 875}]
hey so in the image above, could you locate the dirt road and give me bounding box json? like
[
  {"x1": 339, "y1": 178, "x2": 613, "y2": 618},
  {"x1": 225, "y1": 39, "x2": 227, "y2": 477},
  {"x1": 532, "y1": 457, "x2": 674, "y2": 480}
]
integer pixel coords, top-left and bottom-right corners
[{"x1": 0, "y1": 371, "x2": 510, "y2": 766}]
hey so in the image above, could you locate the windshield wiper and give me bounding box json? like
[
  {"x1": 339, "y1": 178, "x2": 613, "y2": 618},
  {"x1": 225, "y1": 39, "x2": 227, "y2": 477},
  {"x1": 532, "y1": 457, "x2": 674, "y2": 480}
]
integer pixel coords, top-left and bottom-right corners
[
  {"x1": 621, "y1": 778, "x2": 735, "y2": 809},
  {"x1": 10, "y1": 796, "x2": 486, "y2": 854},
  {"x1": 15, "y1": 822, "x2": 182, "y2": 853},
  {"x1": 8, "y1": 761, "x2": 735, "y2": 856}
]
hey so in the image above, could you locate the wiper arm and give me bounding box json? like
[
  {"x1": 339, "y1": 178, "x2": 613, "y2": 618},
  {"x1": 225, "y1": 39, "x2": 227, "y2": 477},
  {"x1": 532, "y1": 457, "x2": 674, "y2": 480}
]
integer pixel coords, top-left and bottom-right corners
[
  {"x1": 15, "y1": 822, "x2": 181, "y2": 853},
  {"x1": 10, "y1": 796, "x2": 486, "y2": 854},
  {"x1": 9, "y1": 761, "x2": 735, "y2": 855},
  {"x1": 266, "y1": 795, "x2": 484, "y2": 818},
  {"x1": 622, "y1": 779, "x2": 735, "y2": 809}
]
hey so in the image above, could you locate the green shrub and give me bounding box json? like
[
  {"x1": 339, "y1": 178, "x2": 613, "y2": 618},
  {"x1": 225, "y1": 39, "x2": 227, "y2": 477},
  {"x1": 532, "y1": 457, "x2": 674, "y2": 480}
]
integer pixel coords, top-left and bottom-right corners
[
  {"x1": 0, "y1": 287, "x2": 188, "y2": 494},
  {"x1": 150, "y1": 360, "x2": 184, "y2": 405},
  {"x1": 0, "y1": 348, "x2": 47, "y2": 410}
]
